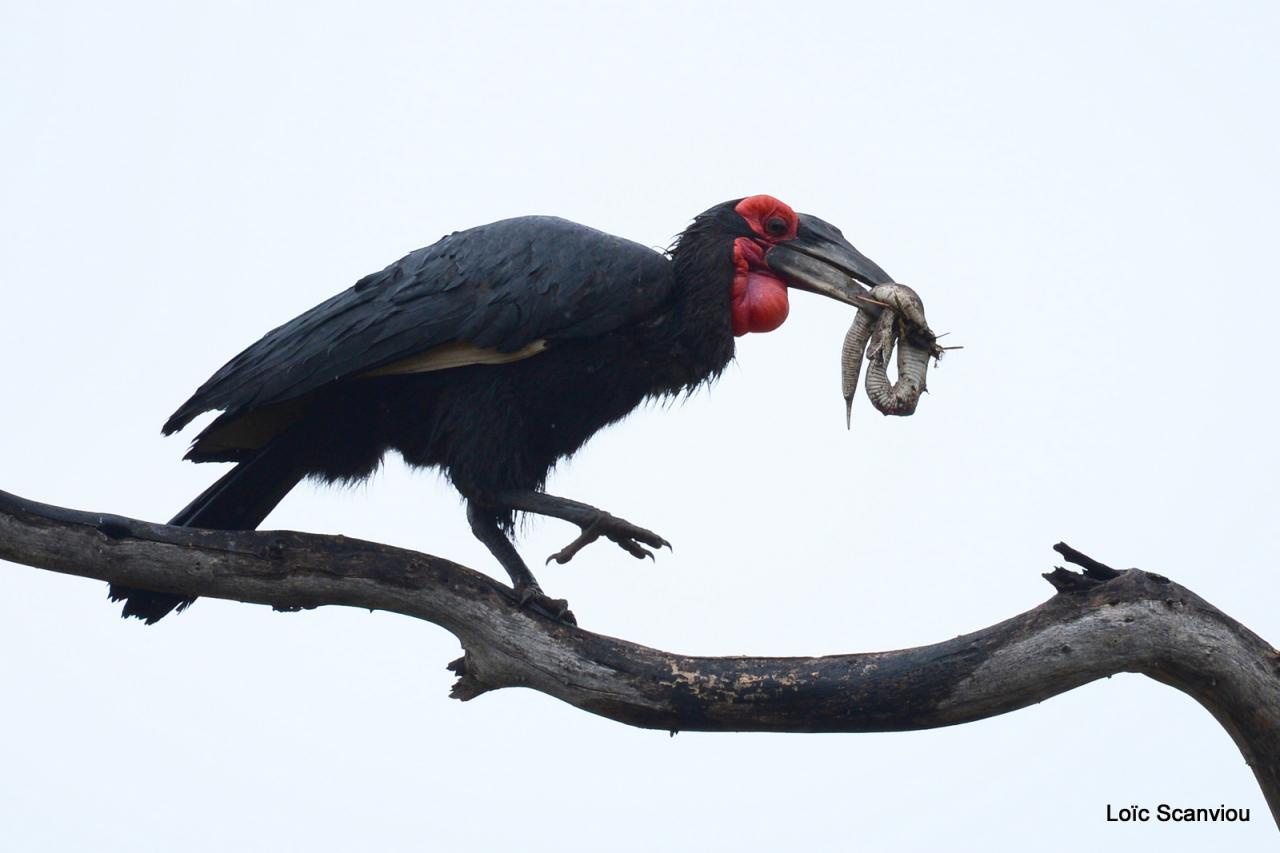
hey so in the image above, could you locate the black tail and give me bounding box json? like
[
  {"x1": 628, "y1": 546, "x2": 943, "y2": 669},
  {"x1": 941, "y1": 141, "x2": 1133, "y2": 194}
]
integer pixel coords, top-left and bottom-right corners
[{"x1": 109, "y1": 441, "x2": 305, "y2": 623}]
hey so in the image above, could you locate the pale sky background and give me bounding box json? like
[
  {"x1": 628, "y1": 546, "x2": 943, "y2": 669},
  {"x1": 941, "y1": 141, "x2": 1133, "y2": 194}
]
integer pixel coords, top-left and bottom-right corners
[{"x1": 2, "y1": 1, "x2": 1278, "y2": 850}]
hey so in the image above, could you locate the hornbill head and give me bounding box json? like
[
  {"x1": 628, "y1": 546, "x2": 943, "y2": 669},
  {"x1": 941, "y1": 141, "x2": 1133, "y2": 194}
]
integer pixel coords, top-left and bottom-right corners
[{"x1": 689, "y1": 195, "x2": 894, "y2": 337}]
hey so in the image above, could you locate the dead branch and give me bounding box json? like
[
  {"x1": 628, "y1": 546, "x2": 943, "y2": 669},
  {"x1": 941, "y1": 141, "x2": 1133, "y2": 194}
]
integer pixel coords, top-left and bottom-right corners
[{"x1": 1, "y1": 488, "x2": 1277, "y2": 827}]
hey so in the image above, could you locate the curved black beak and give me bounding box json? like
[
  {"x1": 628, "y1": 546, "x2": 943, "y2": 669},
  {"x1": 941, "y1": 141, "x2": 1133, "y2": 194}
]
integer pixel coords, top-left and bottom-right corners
[{"x1": 765, "y1": 213, "x2": 893, "y2": 308}]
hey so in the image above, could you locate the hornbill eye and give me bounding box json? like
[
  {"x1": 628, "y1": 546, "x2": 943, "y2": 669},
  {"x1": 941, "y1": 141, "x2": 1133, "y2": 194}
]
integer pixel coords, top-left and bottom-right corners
[{"x1": 765, "y1": 216, "x2": 788, "y2": 237}]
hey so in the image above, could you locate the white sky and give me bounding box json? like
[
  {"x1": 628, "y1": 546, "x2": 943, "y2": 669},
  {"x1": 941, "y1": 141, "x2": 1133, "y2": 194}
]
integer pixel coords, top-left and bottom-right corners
[{"x1": 2, "y1": 1, "x2": 1278, "y2": 849}]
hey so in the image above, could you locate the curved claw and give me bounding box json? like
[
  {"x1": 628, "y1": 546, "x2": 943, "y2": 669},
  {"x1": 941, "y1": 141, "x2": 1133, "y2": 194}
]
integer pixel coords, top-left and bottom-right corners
[
  {"x1": 606, "y1": 526, "x2": 669, "y2": 562},
  {"x1": 515, "y1": 585, "x2": 576, "y2": 625},
  {"x1": 546, "y1": 512, "x2": 671, "y2": 566},
  {"x1": 615, "y1": 539, "x2": 654, "y2": 561},
  {"x1": 546, "y1": 518, "x2": 603, "y2": 565}
]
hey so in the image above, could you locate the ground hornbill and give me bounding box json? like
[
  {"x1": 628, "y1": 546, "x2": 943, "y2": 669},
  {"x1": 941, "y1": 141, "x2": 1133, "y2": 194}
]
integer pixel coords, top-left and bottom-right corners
[{"x1": 110, "y1": 195, "x2": 898, "y2": 623}]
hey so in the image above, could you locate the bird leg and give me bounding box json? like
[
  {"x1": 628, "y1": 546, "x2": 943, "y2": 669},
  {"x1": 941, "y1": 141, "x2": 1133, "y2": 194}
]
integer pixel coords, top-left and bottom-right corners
[
  {"x1": 491, "y1": 490, "x2": 672, "y2": 566},
  {"x1": 466, "y1": 502, "x2": 575, "y2": 625}
]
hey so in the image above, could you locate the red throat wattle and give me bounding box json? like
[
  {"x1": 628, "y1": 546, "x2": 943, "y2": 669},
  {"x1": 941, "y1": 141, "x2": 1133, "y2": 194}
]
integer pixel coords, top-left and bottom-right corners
[{"x1": 732, "y1": 237, "x2": 790, "y2": 336}]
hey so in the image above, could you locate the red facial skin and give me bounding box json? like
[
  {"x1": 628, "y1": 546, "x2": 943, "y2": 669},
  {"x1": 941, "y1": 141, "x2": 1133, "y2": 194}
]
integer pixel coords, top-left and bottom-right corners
[
  {"x1": 731, "y1": 195, "x2": 799, "y2": 337},
  {"x1": 731, "y1": 237, "x2": 789, "y2": 335}
]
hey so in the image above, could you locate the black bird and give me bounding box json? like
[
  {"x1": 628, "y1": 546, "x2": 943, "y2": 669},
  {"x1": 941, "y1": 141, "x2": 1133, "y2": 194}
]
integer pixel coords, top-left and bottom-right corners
[{"x1": 111, "y1": 195, "x2": 894, "y2": 623}]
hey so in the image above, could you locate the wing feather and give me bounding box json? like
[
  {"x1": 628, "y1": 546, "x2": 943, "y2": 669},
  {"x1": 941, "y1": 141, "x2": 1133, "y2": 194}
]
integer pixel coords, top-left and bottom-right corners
[{"x1": 163, "y1": 216, "x2": 673, "y2": 435}]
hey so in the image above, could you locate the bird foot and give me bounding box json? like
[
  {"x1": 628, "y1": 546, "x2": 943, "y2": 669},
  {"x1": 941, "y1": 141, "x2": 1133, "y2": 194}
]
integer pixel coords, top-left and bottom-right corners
[
  {"x1": 515, "y1": 584, "x2": 577, "y2": 626},
  {"x1": 546, "y1": 511, "x2": 671, "y2": 565}
]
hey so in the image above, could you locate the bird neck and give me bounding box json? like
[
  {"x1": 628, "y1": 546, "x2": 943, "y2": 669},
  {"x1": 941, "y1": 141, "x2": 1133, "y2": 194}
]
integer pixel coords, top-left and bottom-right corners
[{"x1": 663, "y1": 225, "x2": 738, "y2": 386}]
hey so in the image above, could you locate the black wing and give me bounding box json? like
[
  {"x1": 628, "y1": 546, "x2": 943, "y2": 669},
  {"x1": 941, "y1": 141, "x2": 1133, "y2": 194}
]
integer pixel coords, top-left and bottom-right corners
[{"x1": 163, "y1": 216, "x2": 674, "y2": 435}]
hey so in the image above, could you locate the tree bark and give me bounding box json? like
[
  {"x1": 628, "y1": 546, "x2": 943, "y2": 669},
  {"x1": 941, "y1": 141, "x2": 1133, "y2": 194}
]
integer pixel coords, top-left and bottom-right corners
[{"x1": 1, "y1": 488, "x2": 1277, "y2": 828}]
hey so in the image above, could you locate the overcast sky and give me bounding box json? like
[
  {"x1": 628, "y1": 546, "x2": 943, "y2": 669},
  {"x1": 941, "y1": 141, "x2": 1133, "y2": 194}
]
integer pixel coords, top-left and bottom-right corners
[{"x1": 2, "y1": 1, "x2": 1278, "y2": 850}]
